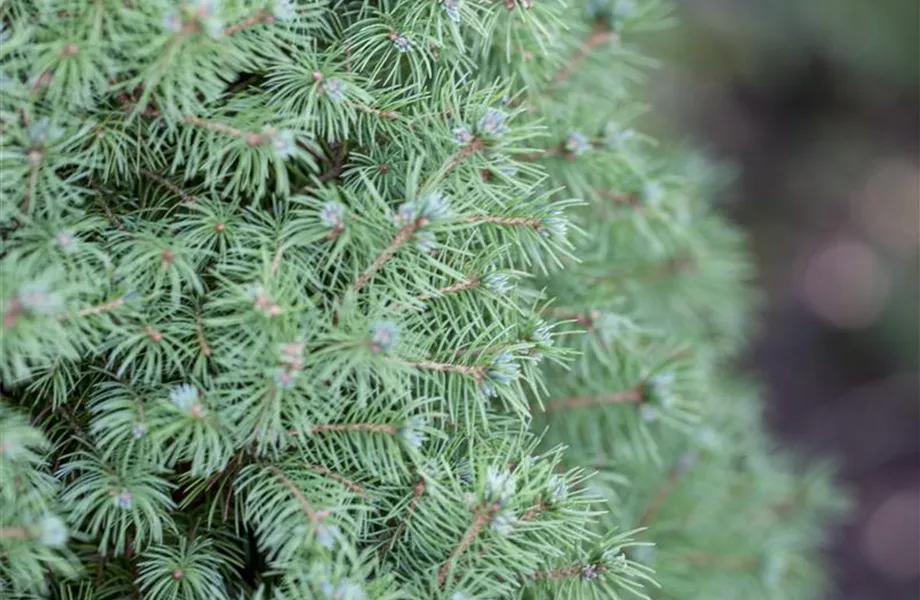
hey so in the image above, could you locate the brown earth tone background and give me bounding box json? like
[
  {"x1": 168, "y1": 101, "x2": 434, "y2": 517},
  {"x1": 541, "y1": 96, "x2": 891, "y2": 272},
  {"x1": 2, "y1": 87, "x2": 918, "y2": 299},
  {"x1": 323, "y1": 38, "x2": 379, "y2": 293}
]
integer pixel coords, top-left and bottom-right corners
[{"x1": 643, "y1": 1, "x2": 919, "y2": 598}]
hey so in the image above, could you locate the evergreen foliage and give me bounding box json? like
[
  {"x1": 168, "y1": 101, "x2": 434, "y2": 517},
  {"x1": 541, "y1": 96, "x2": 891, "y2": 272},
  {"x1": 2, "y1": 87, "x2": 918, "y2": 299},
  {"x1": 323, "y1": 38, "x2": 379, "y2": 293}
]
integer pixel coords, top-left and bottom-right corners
[{"x1": 0, "y1": 1, "x2": 845, "y2": 599}]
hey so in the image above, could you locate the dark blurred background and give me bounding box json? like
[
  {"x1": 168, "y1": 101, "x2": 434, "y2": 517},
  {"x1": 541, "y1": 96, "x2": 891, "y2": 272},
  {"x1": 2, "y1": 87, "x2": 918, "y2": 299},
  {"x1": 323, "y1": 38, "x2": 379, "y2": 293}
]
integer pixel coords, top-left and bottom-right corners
[{"x1": 645, "y1": 1, "x2": 919, "y2": 598}]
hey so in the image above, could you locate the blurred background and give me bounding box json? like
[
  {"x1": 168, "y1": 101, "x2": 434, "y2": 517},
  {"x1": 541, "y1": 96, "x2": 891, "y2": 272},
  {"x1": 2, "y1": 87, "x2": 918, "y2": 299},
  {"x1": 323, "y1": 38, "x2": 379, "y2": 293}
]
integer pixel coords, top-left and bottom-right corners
[{"x1": 644, "y1": 1, "x2": 919, "y2": 598}]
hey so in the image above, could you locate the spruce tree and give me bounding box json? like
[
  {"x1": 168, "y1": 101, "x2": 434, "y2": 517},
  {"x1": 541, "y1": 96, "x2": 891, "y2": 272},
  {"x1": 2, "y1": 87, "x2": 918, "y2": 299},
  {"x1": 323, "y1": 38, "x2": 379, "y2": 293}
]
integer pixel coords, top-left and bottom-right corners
[{"x1": 0, "y1": 1, "x2": 845, "y2": 599}]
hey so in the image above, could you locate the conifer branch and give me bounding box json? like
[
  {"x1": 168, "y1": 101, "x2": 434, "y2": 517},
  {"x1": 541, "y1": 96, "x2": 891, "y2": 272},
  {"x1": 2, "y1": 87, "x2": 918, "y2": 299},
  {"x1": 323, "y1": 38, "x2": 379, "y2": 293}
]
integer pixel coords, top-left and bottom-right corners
[
  {"x1": 515, "y1": 139, "x2": 604, "y2": 162},
  {"x1": 270, "y1": 242, "x2": 285, "y2": 275},
  {"x1": 183, "y1": 116, "x2": 244, "y2": 138},
  {"x1": 638, "y1": 453, "x2": 698, "y2": 528},
  {"x1": 380, "y1": 477, "x2": 426, "y2": 555},
  {"x1": 540, "y1": 388, "x2": 643, "y2": 412},
  {"x1": 139, "y1": 168, "x2": 196, "y2": 203},
  {"x1": 59, "y1": 297, "x2": 127, "y2": 320},
  {"x1": 519, "y1": 498, "x2": 547, "y2": 522},
  {"x1": 416, "y1": 276, "x2": 480, "y2": 301},
  {"x1": 544, "y1": 308, "x2": 600, "y2": 331},
  {"x1": 526, "y1": 561, "x2": 608, "y2": 581},
  {"x1": 589, "y1": 253, "x2": 696, "y2": 286},
  {"x1": 599, "y1": 189, "x2": 641, "y2": 210},
  {"x1": 354, "y1": 103, "x2": 399, "y2": 120},
  {"x1": 195, "y1": 311, "x2": 211, "y2": 357},
  {"x1": 399, "y1": 359, "x2": 486, "y2": 382},
  {"x1": 438, "y1": 502, "x2": 500, "y2": 588},
  {"x1": 352, "y1": 221, "x2": 422, "y2": 293},
  {"x1": 302, "y1": 423, "x2": 400, "y2": 435},
  {"x1": 183, "y1": 116, "x2": 280, "y2": 147},
  {"x1": 222, "y1": 10, "x2": 274, "y2": 37},
  {"x1": 268, "y1": 466, "x2": 327, "y2": 524},
  {"x1": 444, "y1": 137, "x2": 485, "y2": 176},
  {"x1": 0, "y1": 527, "x2": 29, "y2": 540},
  {"x1": 23, "y1": 153, "x2": 41, "y2": 214},
  {"x1": 681, "y1": 551, "x2": 759, "y2": 571},
  {"x1": 551, "y1": 25, "x2": 618, "y2": 87},
  {"x1": 3, "y1": 297, "x2": 22, "y2": 329},
  {"x1": 464, "y1": 215, "x2": 543, "y2": 228},
  {"x1": 318, "y1": 142, "x2": 349, "y2": 182},
  {"x1": 305, "y1": 463, "x2": 368, "y2": 498}
]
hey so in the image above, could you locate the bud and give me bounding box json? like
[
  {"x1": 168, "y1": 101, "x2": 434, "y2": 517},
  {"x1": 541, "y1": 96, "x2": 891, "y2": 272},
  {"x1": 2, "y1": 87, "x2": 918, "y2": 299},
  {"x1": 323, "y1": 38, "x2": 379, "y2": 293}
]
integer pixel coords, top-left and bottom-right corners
[
  {"x1": 55, "y1": 230, "x2": 77, "y2": 253},
  {"x1": 582, "y1": 564, "x2": 599, "y2": 580},
  {"x1": 393, "y1": 34, "x2": 411, "y2": 53},
  {"x1": 486, "y1": 352, "x2": 520, "y2": 385},
  {"x1": 565, "y1": 130, "x2": 592, "y2": 156},
  {"x1": 271, "y1": 129, "x2": 296, "y2": 160},
  {"x1": 452, "y1": 126, "x2": 473, "y2": 145},
  {"x1": 420, "y1": 191, "x2": 451, "y2": 221},
  {"x1": 490, "y1": 509, "x2": 515, "y2": 535},
  {"x1": 132, "y1": 422, "x2": 148, "y2": 439},
  {"x1": 323, "y1": 79, "x2": 347, "y2": 103},
  {"x1": 27, "y1": 117, "x2": 63, "y2": 147},
  {"x1": 530, "y1": 320, "x2": 553, "y2": 347},
  {"x1": 414, "y1": 230, "x2": 437, "y2": 253},
  {"x1": 484, "y1": 466, "x2": 515, "y2": 506},
  {"x1": 370, "y1": 320, "x2": 399, "y2": 354},
  {"x1": 330, "y1": 578, "x2": 366, "y2": 600},
  {"x1": 162, "y1": 11, "x2": 183, "y2": 33},
  {"x1": 17, "y1": 282, "x2": 63, "y2": 316},
  {"x1": 477, "y1": 108, "x2": 509, "y2": 138},
  {"x1": 442, "y1": 0, "x2": 461, "y2": 23},
  {"x1": 540, "y1": 211, "x2": 568, "y2": 239},
  {"x1": 273, "y1": 369, "x2": 298, "y2": 390},
  {"x1": 33, "y1": 514, "x2": 68, "y2": 549},
  {"x1": 114, "y1": 489, "x2": 133, "y2": 510},
  {"x1": 272, "y1": 0, "x2": 296, "y2": 21},
  {"x1": 546, "y1": 475, "x2": 568, "y2": 504},
  {"x1": 319, "y1": 201, "x2": 346, "y2": 230},
  {"x1": 400, "y1": 416, "x2": 428, "y2": 449},
  {"x1": 315, "y1": 522, "x2": 340, "y2": 550},
  {"x1": 169, "y1": 384, "x2": 200, "y2": 414},
  {"x1": 484, "y1": 272, "x2": 514, "y2": 295},
  {"x1": 393, "y1": 202, "x2": 418, "y2": 227}
]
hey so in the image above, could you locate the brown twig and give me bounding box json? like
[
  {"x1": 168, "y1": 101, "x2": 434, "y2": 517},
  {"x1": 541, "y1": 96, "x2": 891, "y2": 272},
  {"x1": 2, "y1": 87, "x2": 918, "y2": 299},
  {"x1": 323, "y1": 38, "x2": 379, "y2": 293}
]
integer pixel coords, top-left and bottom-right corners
[
  {"x1": 544, "y1": 308, "x2": 600, "y2": 331},
  {"x1": 463, "y1": 215, "x2": 543, "y2": 228},
  {"x1": 551, "y1": 25, "x2": 618, "y2": 87},
  {"x1": 681, "y1": 551, "x2": 759, "y2": 570},
  {"x1": 222, "y1": 10, "x2": 274, "y2": 37},
  {"x1": 438, "y1": 503, "x2": 499, "y2": 588},
  {"x1": 443, "y1": 137, "x2": 485, "y2": 176},
  {"x1": 352, "y1": 221, "x2": 422, "y2": 293},
  {"x1": 55, "y1": 296, "x2": 126, "y2": 320},
  {"x1": 514, "y1": 145, "x2": 565, "y2": 162},
  {"x1": 540, "y1": 388, "x2": 643, "y2": 412},
  {"x1": 0, "y1": 527, "x2": 29, "y2": 540},
  {"x1": 270, "y1": 242, "x2": 285, "y2": 275},
  {"x1": 268, "y1": 466, "x2": 328, "y2": 524},
  {"x1": 416, "y1": 276, "x2": 480, "y2": 301},
  {"x1": 526, "y1": 562, "x2": 608, "y2": 581},
  {"x1": 305, "y1": 463, "x2": 368, "y2": 498},
  {"x1": 297, "y1": 423, "x2": 400, "y2": 436},
  {"x1": 318, "y1": 142, "x2": 349, "y2": 182},
  {"x1": 354, "y1": 103, "x2": 399, "y2": 120},
  {"x1": 182, "y1": 116, "x2": 244, "y2": 138},
  {"x1": 519, "y1": 499, "x2": 547, "y2": 522},
  {"x1": 20, "y1": 145, "x2": 48, "y2": 214},
  {"x1": 399, "y1": 359, "x2": 486, "y2": 382},
  {"x1": 380, "y1": 477, "x2": 426, "y2": 555},
  {"x1": 195, "y1": 311, "x2": 211, "y2": 357},
  {"x1": 637, "y1": 453, "x2": 697, "y2": 528},
  {"x1": 139, "y1": 168, "x2": 196, "y2": 203}
]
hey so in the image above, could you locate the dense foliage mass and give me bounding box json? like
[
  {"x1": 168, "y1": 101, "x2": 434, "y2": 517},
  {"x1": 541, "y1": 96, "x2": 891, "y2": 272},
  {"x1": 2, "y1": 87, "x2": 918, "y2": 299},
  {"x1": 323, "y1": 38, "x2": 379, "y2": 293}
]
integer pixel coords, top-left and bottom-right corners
[{"x1": 0, "y1": 1, "x2": 845, "y2": 599}]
